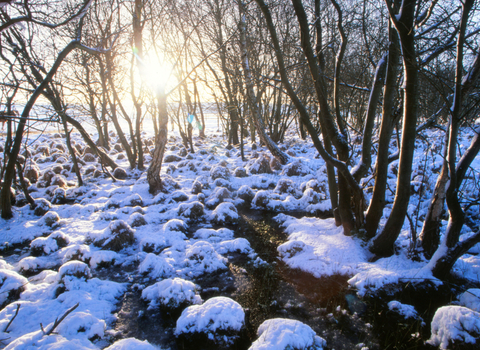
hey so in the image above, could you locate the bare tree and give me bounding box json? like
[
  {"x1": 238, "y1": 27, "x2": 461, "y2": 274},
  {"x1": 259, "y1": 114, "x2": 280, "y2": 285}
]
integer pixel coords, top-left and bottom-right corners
[{"x1": 0, "y1": 0, "x2": 107, "y2": 218}]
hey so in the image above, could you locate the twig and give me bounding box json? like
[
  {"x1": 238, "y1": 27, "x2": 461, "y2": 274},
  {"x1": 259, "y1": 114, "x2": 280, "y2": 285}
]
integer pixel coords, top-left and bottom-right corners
[
  {"x1": 0, "y1": 337, "x2": 10, "y2": 346},
  {"x1": 4, "y1": 304, "x2": 20, "y2": 333},
  {"x1": 41, "y1": 303, "x2": 79, "y2": 336}
]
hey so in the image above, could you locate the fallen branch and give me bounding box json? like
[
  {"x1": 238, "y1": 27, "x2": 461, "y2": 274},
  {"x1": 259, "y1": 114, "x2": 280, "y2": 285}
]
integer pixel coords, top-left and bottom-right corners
[
  {"x1": 3, "y1": 304, "x2": 20, "y2": 333},
  {"x1": 41, "y1": 302, "x2": 79, "y2": 336}
]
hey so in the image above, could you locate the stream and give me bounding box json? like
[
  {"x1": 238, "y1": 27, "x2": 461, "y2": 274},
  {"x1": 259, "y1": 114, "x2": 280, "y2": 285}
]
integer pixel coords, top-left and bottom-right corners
[{"x1": 110, "y1": 209, "x2": 381, "y2": 350}]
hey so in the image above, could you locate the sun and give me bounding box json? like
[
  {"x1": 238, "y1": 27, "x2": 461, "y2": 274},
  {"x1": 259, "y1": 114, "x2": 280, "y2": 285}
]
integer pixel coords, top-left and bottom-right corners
[{"x1": 140, "y1": 54, "x2": 174, "y2": 91}]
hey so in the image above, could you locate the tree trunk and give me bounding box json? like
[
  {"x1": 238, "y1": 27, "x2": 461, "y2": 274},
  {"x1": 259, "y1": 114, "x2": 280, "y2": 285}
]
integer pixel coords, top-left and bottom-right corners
[
  {"x1": 61, "y1": 115, "x2": 83, "y2": 187},
  {"x1": 16, "y1": 161, "x2": 36, "y2": 208},
  {"x1": 420, "y1": 157, "x2": 448, "y2": 258},
  {"x1": 255, "y1": 0, "x2": 365, "y2": 230},
  {"x1": 370, "y1": 0, "x2": 418, "y2": 255},
  {"x1": 182, "y1": 81, "x2": 195, "y2": 153},
  {"x1": 365, "y1": 7, "x2": 400, "y2": 238},
  {"x1": 352, "y1": 53, "x2": 387, "y2": 181},
  {"x1": 85, "y1": 61, "x2": 106, "y2": 148},
  {"x1": 63, "y1": 113, "x2": 118, "y2": 170},
  {"x1": 291, "y1": 0, "x2": 356, "y2": 233},
  {"x1": 147, "y1": 88, "x2": 168, "y2": 194},
  {"x1": 432, "y1": 230, "x2": 480, "y2": 279},
  {"x1": 238, "y1": 2, "x2": 289, "y2": 165},
  {"x1": 193, "y1": 79, "x2": 206, "y2": 138},
  {"x1": 1, "y1": 41, "x2": 79, "y2": 219}
]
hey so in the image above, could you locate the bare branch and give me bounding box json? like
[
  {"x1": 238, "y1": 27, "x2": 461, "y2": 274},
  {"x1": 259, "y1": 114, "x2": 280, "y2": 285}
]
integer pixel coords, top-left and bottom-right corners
[
  {"x1": 43, "y1": 303, "x2": 79, "y2": 336},
  {"x1": 4, "y1": 304, "x2": 20, "y2": 333},
  {"x1": 0, "y1": 0, "x2": 93, "y2": 33}
]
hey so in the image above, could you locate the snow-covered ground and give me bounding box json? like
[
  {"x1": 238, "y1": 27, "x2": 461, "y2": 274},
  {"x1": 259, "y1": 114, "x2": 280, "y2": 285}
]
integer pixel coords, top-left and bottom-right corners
[{"x1": 0, "y1": 123, "x2": 479, "y2": 349}]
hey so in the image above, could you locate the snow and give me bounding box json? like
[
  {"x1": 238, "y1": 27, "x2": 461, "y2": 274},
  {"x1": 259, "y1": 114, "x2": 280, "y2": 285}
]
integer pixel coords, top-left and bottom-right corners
[
  {"x1": 193, "y1": 227, "x2": 234, "y2": 242},
  {"x1": 141, "y1": 277, "x2": 202, "y2": 309},
  {"x1": 217, "y1": 238, "x2": 253, "y2": 254},
  {"x1": 274, "y1": 213, "x2": 441, "y2": 296},
  {"x1": 276, "y1": 216, "x2": 367, "y2": 277},
  {"x1": 0, "y1": 269, "x2": 28, "y2": 306},
  {"x1": 58, "y1": 261, "x2": 92, "y2": 283},
  {"x1": 209, "y1": 202, "x2": 239, "y2": 224},
  {"x1": 103, "y1": 338, "x2": 160, "y2": 350},
  {"x1": 387, "y1": 300, "x2": 419, "y2": 319},
  {"x1": 458, "y1": 289, "x2": 480, "y2": 312},
  {"x1": 249, "y1": 318, "x2": 326, "y2": 350},
  {"x1": 175, "y1": 296, "x2": 245, "y2": 336},
  {"x1": 0, "y1": 122, "x2": 478, "y2": 348},
  {"x1": 427, "y1": 306, "x2": 480, "y2": 349}
]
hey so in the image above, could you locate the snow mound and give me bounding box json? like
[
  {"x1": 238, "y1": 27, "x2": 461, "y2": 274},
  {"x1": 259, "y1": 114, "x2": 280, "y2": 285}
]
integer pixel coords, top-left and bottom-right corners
[
  {"x1": 104, "y1": 338, "x2": 159, "y2": 350},
  {"x1": 139, "y1": 219, "x2": 187, "y2": 253},
  {"x1": 205, "y1": 187, "x2": 231, "y2": 208},
  {"x1": 193, "y1": 228, "x2": 234, "y2": 242},
  {"x1": 280, "y1": 159, "x2": 311, "y2": 176},
  {"x1": 175, "y1": 296, "x2": 245, "y2": 340},
  {"x1": 210, "y1": 165, "x2": 230, "y2": 180},
  {"x1": 249, "y1": 318, "x2": 326, "y2": 350},
  {"x1": 18, "y1": 256, "x2": 58, "y2": 274},
  {"x1": 237, "y1": 185, "x2": 255, "y2": 203},
  {"x1": 142, "y1": 277, "x2": 202, "y2": 309},
  {"x1": 164, "y1": 219, "x2": 187, "y2": 233},
  {"x1": 4, "y1": 330, "x2": 97, "y2": 350},
  {"x1": 210, "y1": 202, "x2": 239, "y2": 225},
  {"x1": 387, "y1": 300, "x2": 418, "y2": 319},
  {"x1": 247, "y1": 154, "x2": 272, "y2": 174},
  {"x1": 427, "y1": 305, "x2": 480, "y2": 349},
  {"x1": 139, "y1": 253, "x2": 175, "y2": 279},
  {"x1": 277, "y1": 216, "x2": 366, "y2": 277},
  {"x1": 89, "y1": 250, "x2": 119, "y2": 269},
  {"x1": 56, "y1": 311, "x2": 106, "y2": 340},
  {"x1": 184, "y1": 241, "x2": 228, "y2": 275},
  {"x1": 90, "y1": 220, "x2": 135, "y2": 251},
  {"x1": 178, "y1": 201, "x2": 205, "y2": 221},
  {"x1": 30, "y1": 231, "x2": 69, "y2": 255},
  {"x1": 58, "y1": 244, "x2": 91, "y2": 264},
  {"x1": 458, "y1": 288, "x2": 480, "y2": 312},
  {"x1": 217, "y1": 238, "x2": 253, "y2": 254},
  {"x1": 58, "y1": 260, "x2": 92, "y2": 281},
  {"x1": 0, "y1": 269, "x2": 28, "y2": 306}
]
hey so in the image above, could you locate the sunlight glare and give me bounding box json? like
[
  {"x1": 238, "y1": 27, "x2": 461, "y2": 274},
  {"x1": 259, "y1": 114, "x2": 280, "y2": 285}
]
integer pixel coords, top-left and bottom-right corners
[{"x1": 141, "y1": 55, "x2": 173, "y2": 91}]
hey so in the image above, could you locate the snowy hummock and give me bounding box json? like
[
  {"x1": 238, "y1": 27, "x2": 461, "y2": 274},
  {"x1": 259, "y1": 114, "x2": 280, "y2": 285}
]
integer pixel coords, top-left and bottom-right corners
[
  {"x1": 274, "y1": 214, "x2": 438, "y2": 296},
  {"x1": 249, "y1": 318, "x2": 326, "y2": 350},
  {"x1": 175, "y1": 296, "x2": 245, "y2": 336},
  {"x1": 387, "y1": 300, "x2": 419, "y2": 319},
  {"x1": 141, "y1": 277, "x2": 202, "y2": 309},
  {"x1": 0, "y1": 269, "x2": 28, "y2": 306},
  {"x1": 458, "y1": 288, "x2": 480, "y2": 312},
  {"x1": 209, "y1": 202, "x2": 239, "y2": 224},
  {"x1": 427, "y1": 305, "x2": 480, "y2": 349},
  {"x1": 276, "y1": 215, "x2": 367, "y2": 277},
  {"x1": 103, "y1": 338, "x2": 160, "y2": 350}
]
